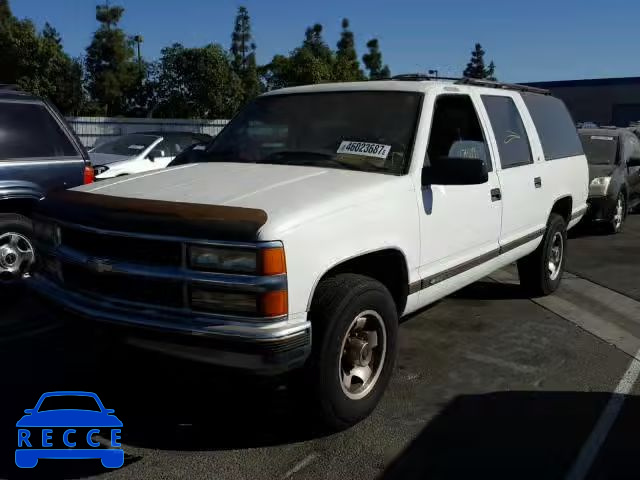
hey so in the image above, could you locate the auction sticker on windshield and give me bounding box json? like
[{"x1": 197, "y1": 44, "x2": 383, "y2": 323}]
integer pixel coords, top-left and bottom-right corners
[{"x1": 337, "y1": 141, "x2": 391, "y2": 159}]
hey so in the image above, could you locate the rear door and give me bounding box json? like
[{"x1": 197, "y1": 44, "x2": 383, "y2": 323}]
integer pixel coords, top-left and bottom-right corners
[
  {"x1": 479, "y1": 93, "x2": 547, "y2": 249},
  {"x1": 0, "y1": 99, "x2": 87, "y2": 197}
]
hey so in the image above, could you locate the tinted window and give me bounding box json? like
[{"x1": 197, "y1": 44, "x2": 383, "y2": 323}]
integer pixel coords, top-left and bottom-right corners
[
  {"x1": 521, "y1": 93, "x2": 583, "y2": 160},
  {"x1": 201, "y1": 91, "x2": 423, "y2": 175},
  {"x1": 579, "y1": 133, "x2": 618, "y2": 165},
  {"x1": 427, "y1": 94, "x2": 492, "y2": 172},
  {"x1": 0, "y1": 102, "x2": 78, "y2": 160},
  {"x1": 482, "y1": 95, "x2": 533, "y2": 169}
]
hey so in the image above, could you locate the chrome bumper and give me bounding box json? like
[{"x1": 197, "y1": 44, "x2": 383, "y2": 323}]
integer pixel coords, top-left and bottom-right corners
[{"x1": 28, "y1": 275, "x2": 311, "y2": 374}]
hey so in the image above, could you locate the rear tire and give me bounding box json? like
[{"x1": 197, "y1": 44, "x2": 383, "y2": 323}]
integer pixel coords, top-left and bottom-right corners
[
  {"x1": 0, "y1": 214, "x2": 35, "y2": 284},
  {"x1": 517, "y1": 213, "x2": 567, "y2": 297},
  {"x1": 305, "y1": 273, "x2": 398, "y2": 431}
]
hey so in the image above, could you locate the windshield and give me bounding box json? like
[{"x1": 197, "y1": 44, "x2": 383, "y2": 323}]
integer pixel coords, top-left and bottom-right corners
[
  {"x1": 198, "y1": 91, "x2": 423, "y2": 174},
  {"x1": 579, "y1": 134, "x2": 618, "y2": 165},
  {"x1": 37, "y1": 395, "x2": 102, "y2": 412},
  {"x1": 92, "y1": 134, "x2": 160, "y2": 156}
]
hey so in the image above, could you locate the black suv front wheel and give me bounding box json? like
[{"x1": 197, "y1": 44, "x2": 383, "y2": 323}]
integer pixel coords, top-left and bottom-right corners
[{"x1": 0, "y1": 214, "x2": 35, "y2": 283}]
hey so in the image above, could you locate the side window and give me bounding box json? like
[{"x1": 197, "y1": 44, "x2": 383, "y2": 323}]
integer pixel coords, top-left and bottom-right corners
[
  {"x1": 521, "y1": 93, "x2": 583, "y2": 160},
  {"x1": 426, "y1": 94, "x2": 493, "y2": 172},
  {"x1": 0, "y1": 102, "x2": 79, "y2": 160},
  {"x1": 482, "y1": 95, "x2": 533, "y2": 169}
]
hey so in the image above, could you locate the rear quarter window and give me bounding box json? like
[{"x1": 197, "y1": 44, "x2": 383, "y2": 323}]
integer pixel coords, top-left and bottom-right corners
[
  {"x1": 0, "y1": 101, "x2": 79, "y2": 160},
  {"x1": 521, "y1": 93, "x2": 583, "y2": 160}
]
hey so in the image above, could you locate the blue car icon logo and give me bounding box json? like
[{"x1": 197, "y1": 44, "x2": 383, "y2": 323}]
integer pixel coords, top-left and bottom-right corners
[{"x1": 15, "y1": 391, "x2": 124, "y2": 469}]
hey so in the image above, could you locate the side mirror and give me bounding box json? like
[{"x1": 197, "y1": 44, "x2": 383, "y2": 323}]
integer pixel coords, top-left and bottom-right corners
[
  {"x1": 628, "y1": 156, "x2": 640, "y2": 167},
  {"x1": 104, "y1": 409, "x2": 115, "y2": 414},
  {"x1": 422, "y1": 157, "x2": 489, "y2": 186},
  {"x1": 24, "y1": 409, "x2": 33, "y2": 414},
  {"x1": 147, "y1": 149, "x2": 165, "y2": 162}
]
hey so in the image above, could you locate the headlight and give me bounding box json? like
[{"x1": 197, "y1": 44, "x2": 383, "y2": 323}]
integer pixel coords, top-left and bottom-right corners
[
  {"x1": 188, "y1": 246, "x2": 286, "y2": 275},
  {"x1": 589, "y1": 176, "x2": 611, "y2": 196},
  {"x1": 189, "y1": 246, "x2": 257, "y2": 273},
  {"x1": 190, "y1": 285, "x2": 287, "y2": 317},
  {"x1": 94, "y1": 165, "x2": 109, "y2": 175}
]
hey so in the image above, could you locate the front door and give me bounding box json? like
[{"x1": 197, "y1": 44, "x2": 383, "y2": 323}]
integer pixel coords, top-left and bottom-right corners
[{"x1": 417, "y1": 92, "x2": 502, "y2": 298}]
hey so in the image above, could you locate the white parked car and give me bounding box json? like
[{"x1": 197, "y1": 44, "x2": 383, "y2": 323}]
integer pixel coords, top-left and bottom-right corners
[
  {"x1": 31, "y1": 77, "x2": 588, "y2": 429},
  {"x1": 89, "y1": 131, "x2": 212, "y2": 179}
]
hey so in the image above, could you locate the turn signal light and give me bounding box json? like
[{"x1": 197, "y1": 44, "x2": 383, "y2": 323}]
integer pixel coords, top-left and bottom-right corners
[
  {"x1": 259, "y1": 290, "x2": 288, "y2": 317},
  {"x1": 260, "y1": 247, "x2": 286, "y2": 276}
]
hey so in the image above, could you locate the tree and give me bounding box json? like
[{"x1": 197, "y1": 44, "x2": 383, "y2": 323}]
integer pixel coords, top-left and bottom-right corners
[
  {"x1": 334, "y1": 18, "x2": 364, "y2": 82},
  {"x1": 153, "y1": 43, "x2": 243, "y2": 119},
  {"x1": 0, "y1": 0, "x2": 84, "y2": 114},
  {"x1": 261, "y1": 23, "x2": 335, "y2": 90},
  {"x1": 230, "y1": 6, "x2": 260, "y2": 102},
  {"x1": 362, "y1": 38, "x2": 390, "y2": 80},
  {"x1": 463, "y1": 43, "x2": 496, "y2": 80},
  {"x1": 85, "y1": 3, "x2": 138, "y2": 115}
]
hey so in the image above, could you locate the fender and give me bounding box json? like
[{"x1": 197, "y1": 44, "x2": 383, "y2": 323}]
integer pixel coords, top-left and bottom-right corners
[
  {"x1": 305, "y1": 246, "x2": 410, "y2": 311},
  {"x1": 0, "y1": 181, "x2": 43, "y2": 202}
]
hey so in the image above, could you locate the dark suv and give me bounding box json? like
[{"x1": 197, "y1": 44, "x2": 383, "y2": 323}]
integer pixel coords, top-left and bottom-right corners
[
  {"x1": 579, "y1": 128, "x2": 640, "y2": 233},
  {"x1": 0, "y1": 85, "x2": 92, "y2": 282}
]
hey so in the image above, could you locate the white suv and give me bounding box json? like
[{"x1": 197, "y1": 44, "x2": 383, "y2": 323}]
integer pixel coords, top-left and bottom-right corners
[{"x1": 30, "y1": 77, "x2": 588, "y2": 429}]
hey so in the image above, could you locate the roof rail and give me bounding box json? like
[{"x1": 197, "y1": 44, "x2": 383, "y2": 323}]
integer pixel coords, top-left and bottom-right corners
[
  {"x1": 455, "y1": 78, "x2": 550, "y2": 95},
  {"x1": 390, "y1": 74, "x2": 551, "y2": 95}
]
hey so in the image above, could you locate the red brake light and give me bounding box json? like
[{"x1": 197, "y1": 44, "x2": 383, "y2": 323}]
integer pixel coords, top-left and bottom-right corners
[{"x1": 83, "y1": 165, "x2": 95, "y2": 184}]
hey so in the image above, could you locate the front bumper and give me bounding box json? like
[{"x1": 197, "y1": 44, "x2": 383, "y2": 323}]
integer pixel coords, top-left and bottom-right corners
[
  {"x1": 586, "y1": 195, "x2": 617, "y2": 222},
  {"x1": 28, "y1": 275, "x2": 311, "y2": 375}
]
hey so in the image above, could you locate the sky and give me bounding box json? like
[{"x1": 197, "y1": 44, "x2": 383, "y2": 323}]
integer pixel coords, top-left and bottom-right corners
[{"x1": 10, "y1": 0, "x2": 640, "y2": 83}]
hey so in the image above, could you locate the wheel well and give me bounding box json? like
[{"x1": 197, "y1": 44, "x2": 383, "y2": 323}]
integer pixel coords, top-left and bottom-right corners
[
  {"x1": 0, "y1": 198, "x2": 37, "y2": 218},
  {"x1": 550, "y1": 196, "x2": 572, "y2": 224},
  {"x1": 312, "y1": 249, "x2": 409, "y2": 315}
]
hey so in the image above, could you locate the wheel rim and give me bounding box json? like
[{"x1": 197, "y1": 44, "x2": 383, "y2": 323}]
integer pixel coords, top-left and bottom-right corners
[
  {"x1": 613, "y1": 196, "x2": 625, "y2": 231},
  {"x1": 0, "y1": 232, "x2": 35, "y2": 281},
  {"x1": 338, "y1": 310, "x2": 387, "y2": 401},
  {"x1": 547, "y1": 231, "x2": 564, "y2": 281}
]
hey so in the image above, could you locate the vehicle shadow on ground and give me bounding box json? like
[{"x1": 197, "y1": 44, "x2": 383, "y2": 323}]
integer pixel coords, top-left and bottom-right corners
[
  {"x1": 450, "y1": 280, "x2": 528, "y2": 301},
  {"x1": 382, "y1": 391, "x2": 640, "y2": 480}
]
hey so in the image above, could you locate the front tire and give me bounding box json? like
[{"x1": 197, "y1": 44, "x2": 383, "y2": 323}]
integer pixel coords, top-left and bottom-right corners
[
  {"x1": 605, "y1": 192, "x2": 626, "y2": 234},
  {"x1": 517, "y1": 213, "x2": 567, "y2": 297},
  {"x1": 306, "y1": 273, "x2": 398, "y2": 431},
  {"x1": 0, "y1": 214, "x2": 35, "y2": 284}
]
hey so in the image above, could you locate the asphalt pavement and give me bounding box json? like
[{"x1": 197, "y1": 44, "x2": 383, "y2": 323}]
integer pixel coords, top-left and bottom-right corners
[{"x1": 1, "y1": 215, "x2": 639, "y2": 480}]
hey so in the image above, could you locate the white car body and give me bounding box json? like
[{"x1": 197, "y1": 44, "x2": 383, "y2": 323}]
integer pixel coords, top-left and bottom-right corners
[
  {"x1": 30, "y1": 79, "x2": 589, "y2": 426},
  {"x1": 90, "y1": 133, "x2": 209, "y2": 179}
]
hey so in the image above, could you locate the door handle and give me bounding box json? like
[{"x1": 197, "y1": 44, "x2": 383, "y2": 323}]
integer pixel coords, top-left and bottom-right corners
[
  {"x1": 534, "y1": 177, "x2": 542, "y2": 188},
  {"x1": 490, "y1": 188, "x2": 502, "y2": 202}
]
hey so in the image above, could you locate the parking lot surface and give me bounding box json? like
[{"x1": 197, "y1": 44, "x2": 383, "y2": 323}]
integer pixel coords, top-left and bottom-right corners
[{"x1": 1, "y1": 216, "x2": 639, "y2": 480}]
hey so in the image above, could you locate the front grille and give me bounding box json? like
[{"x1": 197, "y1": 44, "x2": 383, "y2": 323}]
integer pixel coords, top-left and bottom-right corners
[
  {"x1": 62, "y1": 263, "x2": 184, "y2": 308},
  {"x1": 61, "y1": 226, "x2": 182, "y2": 266}
]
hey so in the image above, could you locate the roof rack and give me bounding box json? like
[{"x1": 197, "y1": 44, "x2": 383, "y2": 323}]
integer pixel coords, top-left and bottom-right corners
[
  {"x1": 390, "y1": 74, "x2": 550, "y2": 95},
  {"x1": 455, "y1": 77, "x2": 550, "y2": 95}
]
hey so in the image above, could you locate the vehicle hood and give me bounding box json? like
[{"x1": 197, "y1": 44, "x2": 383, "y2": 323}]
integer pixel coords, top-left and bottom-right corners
[
  {"x1": 89, "y1": 152, "x2": 134, "y2": 165},
  {"x1": 588, "y1": 163, "x2": 615, "y2": 181},
  {"x1": 16, "y1": 411, "x2": 123, "y2": 427},
  {"x1": 73, "y1": 162, "x2": 409, "y2": 239}
]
